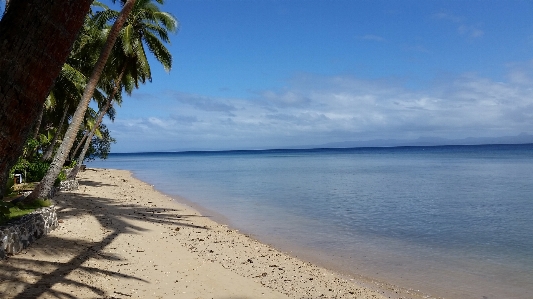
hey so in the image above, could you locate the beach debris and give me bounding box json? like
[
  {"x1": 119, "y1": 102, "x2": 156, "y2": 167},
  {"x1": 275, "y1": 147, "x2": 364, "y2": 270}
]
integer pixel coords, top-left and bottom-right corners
[{"x1": 114, "y1": 291, "x2": 131, "y2": 297}]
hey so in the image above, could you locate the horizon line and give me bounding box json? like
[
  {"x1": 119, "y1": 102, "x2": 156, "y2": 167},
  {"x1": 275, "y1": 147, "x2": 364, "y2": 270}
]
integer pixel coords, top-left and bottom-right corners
[{"x1": 107, "y1": 142, "x2": 533, "y2": 155}]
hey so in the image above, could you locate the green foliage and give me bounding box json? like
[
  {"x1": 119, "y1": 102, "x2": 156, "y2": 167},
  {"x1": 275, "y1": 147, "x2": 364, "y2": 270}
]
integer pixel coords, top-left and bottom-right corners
[
  {"x1": 2, "y1": 178, "x2": 15, "y2": 198},
  {"x1": 10, "y1": 158, "x2": 29, "y2": 175},
  {"x1": 54, "y1": 170, "x2": 68, "y2": 187},
  {"x1": 8, "y1": 137, "x2": 51, "y2": 184},
  {"x1": 0, "y1": 199, "x2": 52, "y2": 225},
  {"x1": 26, "y1": 162, "x2": 50, "y2": 182},
  {"x1": 72, "y1": 124, "x2": 116, "y2": 162},
  {"x1": 22, "y1": 137, "x2": 41, "y2": 159},
  {"x1": 88, "y1": 124, "x2": 116, "y2": 161},
  {"x1": 12, "y1": 161, "x2": 44, "y2": 182}
]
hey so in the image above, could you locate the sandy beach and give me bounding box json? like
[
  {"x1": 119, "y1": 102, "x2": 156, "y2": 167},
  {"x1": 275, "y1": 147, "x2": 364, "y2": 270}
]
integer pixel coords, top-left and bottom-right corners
[{"x1": 0, "y1": 168, "x2": 426, "y2": 299}]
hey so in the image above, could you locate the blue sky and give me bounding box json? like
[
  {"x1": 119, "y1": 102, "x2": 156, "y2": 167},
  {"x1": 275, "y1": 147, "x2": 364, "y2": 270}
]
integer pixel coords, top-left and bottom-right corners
[{"x1": 99, "y1": 0, "x2": 533, "y2": 152}]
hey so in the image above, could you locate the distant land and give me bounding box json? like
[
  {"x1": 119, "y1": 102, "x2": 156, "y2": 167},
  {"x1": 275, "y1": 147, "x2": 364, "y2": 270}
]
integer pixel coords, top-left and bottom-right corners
[
  {"x1": 315, "y1": 133, "x2": 533, "y2": 149},
  {"x1": 151, "y1": 133, "x2": 533, "y2": 154}
]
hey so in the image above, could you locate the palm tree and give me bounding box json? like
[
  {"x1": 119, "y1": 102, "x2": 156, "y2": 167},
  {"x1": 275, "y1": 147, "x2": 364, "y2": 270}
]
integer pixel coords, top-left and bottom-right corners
[
  {"x1": 69, "y1": 0, "x2": 178, "y2": 178},
  {"x1": 26, "y1": 0, "x2": 137, "y2": 201},
  {"x1": 69, "y1": 103, "x2": 116, "y2": 162},
  {"x1": 0, "y1": 0, "x2": 92, "y2": 198},
  {"x1": 40, "y1": 63, "x2": 88, "y2": 161}
]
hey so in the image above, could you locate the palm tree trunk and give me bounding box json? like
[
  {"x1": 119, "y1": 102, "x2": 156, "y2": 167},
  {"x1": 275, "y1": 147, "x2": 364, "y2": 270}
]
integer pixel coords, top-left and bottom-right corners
[
  {"x1": 70, "y1": 69, "x2": 127, "y2": 180},
  {"x1": 31, "y1": 102, "x2": 45, "y2": 140},
  {"x1": 0, "y1": 0, "x2": 92, "y2": 198},
  {"x1": 68, "y1": 65, "x2": 126, "y2": 180},
  {"x1": 42, "y1": 103, "x2": 69, "y2": 161},
  {"x1": 2, "y1": 0, "x2": 10, "y2": 17},
  {"x1": 27, "y1": 0, "x2": 137, "y2": 201},
  {"x1": 70, "y1": 130, "x2": 90, "y2": 161},
  {"x1": 69, "y1": 103, "x2": 113, "y2": 180}
]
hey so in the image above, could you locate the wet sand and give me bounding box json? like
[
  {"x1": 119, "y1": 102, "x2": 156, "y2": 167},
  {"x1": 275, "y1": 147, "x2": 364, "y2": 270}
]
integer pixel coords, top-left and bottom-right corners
[{"x1": 0, "y1": 168, "x2": 427, "y2": 298}]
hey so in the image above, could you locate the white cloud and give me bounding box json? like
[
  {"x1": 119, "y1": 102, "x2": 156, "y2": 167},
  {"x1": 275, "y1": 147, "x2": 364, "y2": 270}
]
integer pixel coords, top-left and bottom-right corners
[
  {"x1": 506, "y1": 60, "x2": 533, "y2": 86},
  {"x1": 107, "y1": 66, "x2": 533, "y2": 151}
]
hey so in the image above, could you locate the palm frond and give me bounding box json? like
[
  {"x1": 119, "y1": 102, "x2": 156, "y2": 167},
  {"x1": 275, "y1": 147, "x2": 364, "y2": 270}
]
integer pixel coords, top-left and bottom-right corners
[
  {"x1": 92, "y1": 88, "x2": 108, "y2": 109},
  {"x1": 90, "y1": 9, "x2": 118, "y2": 30},
  {"x1": 143, "y1": 31, "x2": 172, "y2": 71},
  {"x1": 122, "y1": 24, "x2": 136, "y2": 56},
  {"x1": 137, "y1": 44, "x2": 153, "y2": 80},
  {"x1": 91, "y1": 1, "x2": 109, "y2": 12},
  {"x1": 145, "y1": 23, "x2": 170, "y2": 43},
  {"x1": 107, "y1": 105, "x2": 117, "y2": 122},
  {"x1": 154, "y1": 11, "x2": 179, "y2": 33}
]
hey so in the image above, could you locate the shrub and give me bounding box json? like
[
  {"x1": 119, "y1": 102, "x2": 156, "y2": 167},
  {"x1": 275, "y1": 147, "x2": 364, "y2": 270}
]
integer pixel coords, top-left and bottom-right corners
[{"x1": 26, "y1": 161, "x2": 50, "y2": 182}]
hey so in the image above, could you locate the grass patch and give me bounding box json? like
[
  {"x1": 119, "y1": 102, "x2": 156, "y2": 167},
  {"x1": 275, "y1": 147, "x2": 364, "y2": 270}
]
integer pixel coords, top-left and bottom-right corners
[
  {"x1": 10, "y1": 182, "x2": 38, "y2": 193},
  {"x1": 0, "y1": 198, "x2": 52, "y2": 226}
]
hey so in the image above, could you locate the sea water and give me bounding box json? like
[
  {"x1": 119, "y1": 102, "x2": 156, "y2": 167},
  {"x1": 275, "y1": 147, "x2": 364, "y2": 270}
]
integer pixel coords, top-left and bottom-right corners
[{"x1": 88, "y1": 144, "x2": 533, "y2": 299}]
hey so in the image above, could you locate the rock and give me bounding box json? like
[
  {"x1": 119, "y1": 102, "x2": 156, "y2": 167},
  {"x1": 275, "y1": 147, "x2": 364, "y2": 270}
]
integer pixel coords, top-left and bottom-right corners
[{"x1": 0, "y1": 206, "x2": 58, "y2": 258}]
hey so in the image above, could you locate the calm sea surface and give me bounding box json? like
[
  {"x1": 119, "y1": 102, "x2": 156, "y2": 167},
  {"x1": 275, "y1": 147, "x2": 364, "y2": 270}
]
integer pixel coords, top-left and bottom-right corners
[{"x1": 88, "y1": 144, "x2": 533, "y2": 299}]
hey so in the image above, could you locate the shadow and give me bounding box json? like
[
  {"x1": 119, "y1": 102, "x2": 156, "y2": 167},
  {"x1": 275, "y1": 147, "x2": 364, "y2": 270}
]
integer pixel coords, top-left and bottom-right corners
[
  {"x1": 0, "y1": 175, "x2": 210, "y2": 298},
  {"x1": 78, "y1": 179, "x2": 117, "y2": 188}
]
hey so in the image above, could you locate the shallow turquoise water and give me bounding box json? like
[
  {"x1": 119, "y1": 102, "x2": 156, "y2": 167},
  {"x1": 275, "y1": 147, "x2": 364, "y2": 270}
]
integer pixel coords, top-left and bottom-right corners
[{"x1": 89, "y1": 144, "x2": 533, "y2": 299}]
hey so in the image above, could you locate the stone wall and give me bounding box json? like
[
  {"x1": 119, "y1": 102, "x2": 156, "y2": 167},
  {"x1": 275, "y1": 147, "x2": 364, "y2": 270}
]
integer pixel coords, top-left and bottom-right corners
[
  {"x1": 0, "y1": 206, "x2": 58, "y2": 258},
  {"x1": 0, "y1": 179, "x2": 78, "y2": 258},
  {"x1": 22, "y1": 179, "x2": 79, "y2": 199},
  {"x1": 59, "y1": 179, "x2": 79, "y2": 192}
]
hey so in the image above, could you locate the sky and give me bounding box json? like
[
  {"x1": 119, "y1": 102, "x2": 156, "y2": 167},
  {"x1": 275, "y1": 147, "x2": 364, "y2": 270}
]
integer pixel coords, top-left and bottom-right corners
[{"x1": 99, "y1": 0, "x2": 533, "y2": 152}]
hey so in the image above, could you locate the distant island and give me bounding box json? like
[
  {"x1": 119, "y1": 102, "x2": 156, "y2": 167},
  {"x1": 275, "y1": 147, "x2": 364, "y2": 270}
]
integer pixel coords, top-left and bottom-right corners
[
  {"x1": 316, "y1": 132, "x2": 533, "y2": 149},
  {"x1": 123, "y1": 133, "x2": 533, "y2": 154}
]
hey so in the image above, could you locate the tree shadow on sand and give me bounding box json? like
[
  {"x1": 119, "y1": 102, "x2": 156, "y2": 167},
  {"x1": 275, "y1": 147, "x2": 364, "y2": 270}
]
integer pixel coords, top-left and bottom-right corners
[{"x1": 0, "y1": 178, "x2": 210, "y2": 298}]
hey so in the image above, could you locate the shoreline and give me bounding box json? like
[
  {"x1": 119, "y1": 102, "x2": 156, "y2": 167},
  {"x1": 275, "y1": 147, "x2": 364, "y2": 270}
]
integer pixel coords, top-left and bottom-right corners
[
  {"x1": 0, "y1": 168, "x2": 427, "y2": 298},
  {"x1": 130, "y1": 174, "x2": 429, "y2": 299},
  {"x1": 161, "y1": 185, "x2": 431, "y2": 299}
]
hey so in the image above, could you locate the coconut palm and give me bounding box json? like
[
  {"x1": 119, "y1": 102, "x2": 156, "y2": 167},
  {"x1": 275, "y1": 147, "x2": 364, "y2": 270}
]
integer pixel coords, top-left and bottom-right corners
[
  {"x1": 40, "y1": 63, "x2": 88, "y2": 161},
  {"x1": 26, "y1": 0, "x2": 137, "y2": 201},
  {"x1": 68, "y1": 0, "x2": 178, "y2": 178},
  {"x1": 38, "y1": 26, "x2": 111, "y2": 161},
  {"x1": 69, "y1": 98, "x2": 118, "y2": 162},
  {"x1": 69, "y1": 104, "x2": 107, "y2": 158}
]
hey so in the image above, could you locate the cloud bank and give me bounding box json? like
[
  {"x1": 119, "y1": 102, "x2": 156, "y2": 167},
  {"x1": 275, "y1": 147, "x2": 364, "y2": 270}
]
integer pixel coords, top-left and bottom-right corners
[{"x1": 108, "y1": 63, "x2": 533, "y2": 152}]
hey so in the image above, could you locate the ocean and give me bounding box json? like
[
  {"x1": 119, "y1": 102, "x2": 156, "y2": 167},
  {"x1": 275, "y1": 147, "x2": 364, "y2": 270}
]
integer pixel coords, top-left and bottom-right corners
[{"x1": 88, "y1": 144, "x2": 533, "y2": 299}]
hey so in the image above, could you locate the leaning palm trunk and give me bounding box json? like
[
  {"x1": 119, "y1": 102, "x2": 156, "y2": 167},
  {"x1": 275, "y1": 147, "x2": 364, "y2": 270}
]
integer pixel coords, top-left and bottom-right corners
[
  {"x1": 26, "y1": 0, "x2": 136, "y2": 201},
  {"x1": 68, "y1": 66, "x2": 125, "y2": 180},
  {"x1": 42, "y1": 103, "x2": 69, "y2": 161},
  {"x1": 0, "y1": 0, "x2": 92, "y2": 198},
  {"x1": 31, "y1": 103, "x2": 45, "y2": 140},
  {"x1": 68, "y1": 102, "x2": 112, "y2": 179},
  {"x1": 2, "y1": 0, "x2": 10, "y2": 17},
  {"x1": 70, "y1": 130, "x2": 90, "y2": 161}
]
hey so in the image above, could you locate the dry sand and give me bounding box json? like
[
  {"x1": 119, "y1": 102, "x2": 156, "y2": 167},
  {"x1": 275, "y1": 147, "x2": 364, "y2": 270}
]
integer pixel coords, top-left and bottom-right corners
[{"x1": 0, "y1": 168, "x2": 427, "y2": 299}]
